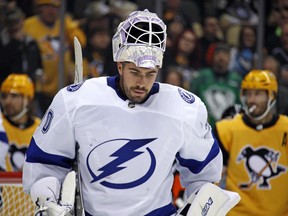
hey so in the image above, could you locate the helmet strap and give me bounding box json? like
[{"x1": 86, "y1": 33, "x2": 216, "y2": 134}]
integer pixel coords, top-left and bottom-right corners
[
  {"x1": 10, "y1": 97, "x2": 29, "y2": 122},
  {"x1": 245, "y1": 98, "x2": 276, "y2": 121}
]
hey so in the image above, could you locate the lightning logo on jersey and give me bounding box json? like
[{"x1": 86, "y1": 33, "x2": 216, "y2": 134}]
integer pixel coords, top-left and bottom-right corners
[
  {"x1": 178, "y1": 88, "x2": 195, "y2": 104},
  {"x1": 87, "y1": 138, "x2": 157, "y2": 189}
]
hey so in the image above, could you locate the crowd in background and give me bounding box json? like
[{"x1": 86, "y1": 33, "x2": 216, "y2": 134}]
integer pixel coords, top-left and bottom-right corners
[
  {"x1": 0, "y1": 1, "x2": 287, "y2": 214},
  {"x1": 0, "y1": 0, "x2": 287, "y2": 123},
  {"x1": 0, "y1": 0, "x2": 287, "y2": 126}
]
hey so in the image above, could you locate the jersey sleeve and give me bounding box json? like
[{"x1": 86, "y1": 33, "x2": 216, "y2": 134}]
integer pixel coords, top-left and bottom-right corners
[
  {"x1": 215, "y1": 120, "x2": 233, "y2": 153},
  {"x1": 175, "y1": 100, "x2": 223, "y2": 197},
  {"x1": 23, "y1": 89, "x2": 76, "y2": 194},
  {"x1": 215, "y1": 120, "x2": 232, "y2": 166},
  {"x1": 0, "y1": 113, "x2": 8, "y2": 171}
]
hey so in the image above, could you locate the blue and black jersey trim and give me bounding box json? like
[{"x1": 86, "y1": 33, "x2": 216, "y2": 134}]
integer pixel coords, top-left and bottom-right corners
[{"x1": 26, "y1": 137, "x2": 74, "y2": 169}]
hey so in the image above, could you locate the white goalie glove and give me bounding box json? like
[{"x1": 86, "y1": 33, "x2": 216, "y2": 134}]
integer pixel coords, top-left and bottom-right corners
[
  {"x1": 31, "y1": 171, "x2": 76, "y2": 216},
  {"x1": 176, "y1": 183, "x2": 241, "y2": 216}
]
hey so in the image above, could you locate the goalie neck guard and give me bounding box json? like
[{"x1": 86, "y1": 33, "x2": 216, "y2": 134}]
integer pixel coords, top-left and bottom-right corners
[{"x1": 112, "y1": 9, "x2": 167, "y2": 69}]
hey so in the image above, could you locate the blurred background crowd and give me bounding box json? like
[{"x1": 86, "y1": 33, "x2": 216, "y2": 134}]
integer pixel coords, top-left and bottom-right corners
[
  {"x1": 1, "y1": 1, "x2": 288, "y2": 213},
  {"x1": 0, "y1": 0, "x2": 288, "y2": 126}
]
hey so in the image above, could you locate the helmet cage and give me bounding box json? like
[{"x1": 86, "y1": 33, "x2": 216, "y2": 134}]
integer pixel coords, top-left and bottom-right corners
[{"x1": 112, "y1": 9, "x2": 167, "y2": 68}]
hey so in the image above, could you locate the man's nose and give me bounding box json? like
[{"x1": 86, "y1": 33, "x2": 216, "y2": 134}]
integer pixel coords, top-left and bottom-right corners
[
  {"x1": 137, "y1": 75, "x2": 146, "y2": 87},
  {"x1": 246, "y1": 94, "x2": 257, "y2": 103}
]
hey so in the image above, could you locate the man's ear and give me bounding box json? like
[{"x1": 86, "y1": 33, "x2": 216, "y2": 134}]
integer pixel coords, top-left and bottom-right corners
[{"x1": 117, "y1": 62, "x2": 123, "y2": 75}]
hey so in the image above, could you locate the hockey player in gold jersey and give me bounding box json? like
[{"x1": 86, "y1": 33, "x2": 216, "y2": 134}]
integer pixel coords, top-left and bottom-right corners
[
  {"x1": 215, "y1": 70, "x2": 288, "y2": 216},
  {"x1": 0, "y1": 74, "x2": 41, "y2": 171},
  {"x1": 23, "y1": 0, "x2": 87, "y2": 115}
]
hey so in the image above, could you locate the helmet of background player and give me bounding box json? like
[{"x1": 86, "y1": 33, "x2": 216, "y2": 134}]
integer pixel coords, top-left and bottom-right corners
[
  {"x1": 240, "y1": 69, "x2": 278, "y2": 120},
  {"x1": 36, "y1": 0, "x2": 60, "y2": 7},
  {"x1": 1, "y1": 74, "x2": 34, "y2": 99},
  {"x1": 1, "y1": 74, "x2": 35, "y2": 120},
  {"x1": 112, "y1": 9, "x2": 167, "y2": 69}
]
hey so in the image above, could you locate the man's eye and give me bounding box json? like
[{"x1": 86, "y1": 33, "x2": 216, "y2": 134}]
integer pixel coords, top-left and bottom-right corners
[{"x1": 131, "y1": 71, "x2": 140, "y2": 76}]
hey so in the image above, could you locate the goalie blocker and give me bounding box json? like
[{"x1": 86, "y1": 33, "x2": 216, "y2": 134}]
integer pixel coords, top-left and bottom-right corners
[{"x1": 31, "y1": 171, "x2": 76, "y2": 216}]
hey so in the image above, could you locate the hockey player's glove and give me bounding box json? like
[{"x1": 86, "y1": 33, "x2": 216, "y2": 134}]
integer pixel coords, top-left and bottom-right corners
[
  {"x1": 31, "y1": 171, "x2": 76, "y2": 216},
  {"x1": 176, "y1": 183, "x2": 240, "y2": 216}
]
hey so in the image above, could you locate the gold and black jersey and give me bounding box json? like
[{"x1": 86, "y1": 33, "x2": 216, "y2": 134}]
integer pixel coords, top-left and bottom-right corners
[
  {"x1": 2, "y1": 115, "x2": 40, "y2": 171},
  {"x1": 216, "y1": 114, "x2": 288, "y2": 216}
]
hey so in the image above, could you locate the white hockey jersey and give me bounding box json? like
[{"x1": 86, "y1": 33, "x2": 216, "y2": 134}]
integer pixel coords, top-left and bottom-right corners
[
  {"x1": 0, "y1": 110, "x2": 9, "y2": 171},
  {"x1": 23, "y1": 76, "x2": 223, "y2": 216}
]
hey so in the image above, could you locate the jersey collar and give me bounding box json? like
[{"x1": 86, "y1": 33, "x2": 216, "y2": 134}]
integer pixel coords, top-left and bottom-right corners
[
  {"x1": 242, "y1": 114, "x2": 279, "y2": 131},
  {"x1": 106, "y1": 76, "x2": 159, "y2": 103}
]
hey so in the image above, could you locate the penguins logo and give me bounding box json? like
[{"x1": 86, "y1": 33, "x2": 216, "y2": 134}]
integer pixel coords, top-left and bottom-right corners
[{"x1": 237, "y1": 145, "x2": 286, "y2": 189}]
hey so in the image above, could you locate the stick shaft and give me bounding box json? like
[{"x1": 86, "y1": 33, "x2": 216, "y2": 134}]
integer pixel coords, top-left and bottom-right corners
[{"x1": 74, "y1": 37, "x2": 83, "y2": 84}]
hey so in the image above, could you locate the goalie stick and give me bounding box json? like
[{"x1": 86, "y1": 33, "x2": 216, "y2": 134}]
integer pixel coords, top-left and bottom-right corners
[
  {"x1": 73, "y1": 36, "x2": 85, "y2": 216},
  {"x1": 74, "y1": 36, "x2": 83, "y2": 83}
]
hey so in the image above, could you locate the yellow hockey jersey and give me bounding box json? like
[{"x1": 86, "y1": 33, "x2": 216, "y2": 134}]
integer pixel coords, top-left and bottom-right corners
[
  {"x1": 216, "y1": 114, "x2": 288, "y2": 216},
  {"x1": 2, "y1": 115, "x2": 41, "y2": 171},
  {"x1": 24, "y1": 15, "x2": 86, "y2": 97}
]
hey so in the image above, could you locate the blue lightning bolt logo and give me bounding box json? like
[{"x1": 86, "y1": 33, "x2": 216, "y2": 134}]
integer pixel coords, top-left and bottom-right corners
[{"x1": 87, "y1": 138, "x2": 157, "y2": 189}]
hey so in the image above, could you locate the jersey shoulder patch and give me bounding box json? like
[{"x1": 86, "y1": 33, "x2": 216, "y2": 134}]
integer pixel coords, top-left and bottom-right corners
[
  {"x1": 178, "y1": 88, "x2": 195, "y2": 104},
  {"x1": 66, "y1": 82, "x2": 84, "y2": 92}
]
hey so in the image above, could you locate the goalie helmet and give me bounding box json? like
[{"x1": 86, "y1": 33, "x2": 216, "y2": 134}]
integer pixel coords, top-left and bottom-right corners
[
  {"x1": 241, "y1": 69, "x2": 277, "y2": 120},
  {"x1": 112, "y1": 9, "x2": 167, "y2": 69},
  {"x1": 1, "y1": 74, "x2": 34, "y2": 99}
]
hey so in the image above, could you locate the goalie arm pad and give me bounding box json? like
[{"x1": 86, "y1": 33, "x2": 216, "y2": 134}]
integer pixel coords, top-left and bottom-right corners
[
  {"x1": 30, "y1": 171, "x2": 76, "y2": 216},
  {"x1": 176, "y1": 183, "x2": 241, "y2": 216}
]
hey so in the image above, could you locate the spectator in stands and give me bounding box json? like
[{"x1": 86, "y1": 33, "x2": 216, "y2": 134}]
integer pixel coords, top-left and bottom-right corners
[
  {"x1": 162, "y1": 0, "x2": 202, "y2": 33},
  {"x1": 83, "y1": 1, "x2": 112, "y2": 36},
  {"x1": 162, "y1": 28, "x2": 202, "y2": 89},
  {"x1": 277, "y1": 64, "x2": 288, "y2": 115},
  {"x1": 23, "y1": 0, "x2": 86, "y2": 116},
  {"x1": 229, "y1": 25, "x2": 257, "y2": 77},
  {"x1": 190, "y1": 43, "x2": 242, "y2": 129},
  {"x1": 165, "y1": 15, "x2": 186, "y2": 48},
  {"x1": 215, "y1": 70, "x2": 288, "y2": 216},
  {"x1": 219, "y1": 0, "x2": 258, "y2": 47},
  {"x1": 266, "y1": 1, "x2": 288, "y2": 54},
  {"x1": 265, "y1": 3, "x2": 283, "y2": 54},
  {"x1": 0, "y1": 74, "x2": 40, "y2": 171},
  {"x1": 263, "y1": 55, "x2": 280, "y2": 79},
  {"x1": 199, "y1": 14, "x2": 223, "y2": 67},
  {"x1": 272, "y1": 22, "x2": 288, "y2": 66},
  {"x1": 163, "y1": 66, "x2": 184, "y2": 88},
  {"x1": 83, "y1": 27, "x2": 112, "y2": 78},
  {"x1": 0, "y1": 7, "x2": 42, "y2": 84}
]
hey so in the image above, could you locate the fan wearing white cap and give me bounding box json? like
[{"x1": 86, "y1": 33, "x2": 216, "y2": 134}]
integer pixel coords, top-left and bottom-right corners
[{"x1": 23, "y1": 9, "x2": 239, "y2": 216}]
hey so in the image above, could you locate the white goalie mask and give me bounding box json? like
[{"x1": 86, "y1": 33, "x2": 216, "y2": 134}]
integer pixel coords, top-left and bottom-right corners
[{"x1": 112, "y1": 9, "x2": 167, "y2": 69}]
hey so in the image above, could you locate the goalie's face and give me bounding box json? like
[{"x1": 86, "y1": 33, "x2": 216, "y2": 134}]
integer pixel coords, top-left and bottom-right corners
[{"x1": 118, "y1": 62, "x2": 159, "y2": 104}]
